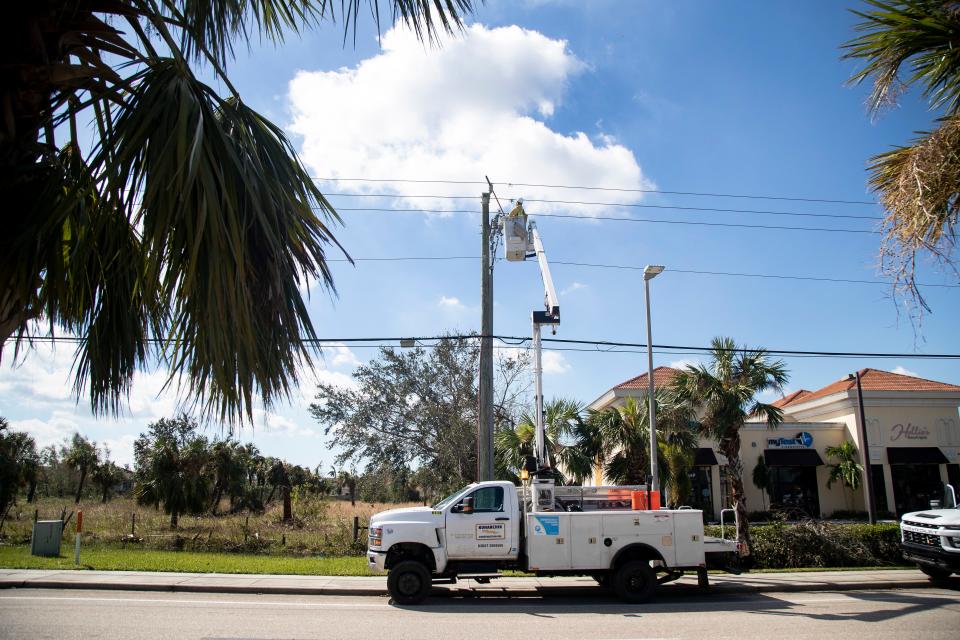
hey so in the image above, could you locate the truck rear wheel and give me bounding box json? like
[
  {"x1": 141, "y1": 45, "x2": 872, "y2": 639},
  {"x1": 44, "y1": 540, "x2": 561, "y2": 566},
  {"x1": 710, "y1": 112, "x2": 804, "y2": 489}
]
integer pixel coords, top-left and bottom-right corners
[
  {"x1": 388, "y1": 560, "x2": 432, "y2": 605},
  {"x1": 612, "y1": 560, "x2": 657, "y2": 603}
]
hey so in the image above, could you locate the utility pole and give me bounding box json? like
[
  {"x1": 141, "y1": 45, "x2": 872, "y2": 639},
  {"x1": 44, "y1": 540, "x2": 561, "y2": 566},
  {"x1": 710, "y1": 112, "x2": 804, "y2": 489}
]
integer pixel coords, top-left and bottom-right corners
[
  {"x1": 850, "y1": 371, "x2": 877, "y2": 524},
  {"x1": 478, "y1": 191, "x2": 494, "y2": 482}
]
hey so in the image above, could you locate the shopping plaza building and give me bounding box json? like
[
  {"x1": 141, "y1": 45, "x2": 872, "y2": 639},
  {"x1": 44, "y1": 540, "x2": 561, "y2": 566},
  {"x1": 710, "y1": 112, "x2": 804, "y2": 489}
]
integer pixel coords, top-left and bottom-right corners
[{"x1": 587, "y1": 367, "x2": 960, "y2": 520}]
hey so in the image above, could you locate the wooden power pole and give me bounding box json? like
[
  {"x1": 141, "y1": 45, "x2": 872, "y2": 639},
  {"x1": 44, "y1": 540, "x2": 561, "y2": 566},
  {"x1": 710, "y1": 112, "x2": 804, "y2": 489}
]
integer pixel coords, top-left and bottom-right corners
[{"x1": 478, "y1": 191, "x2": 494, "y2": 481}]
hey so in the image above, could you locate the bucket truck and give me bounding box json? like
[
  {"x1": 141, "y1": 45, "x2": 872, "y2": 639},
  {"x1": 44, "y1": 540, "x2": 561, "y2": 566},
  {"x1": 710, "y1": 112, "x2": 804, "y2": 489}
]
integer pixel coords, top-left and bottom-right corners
[{"x1": 367, "y1": 208, "x2": 739, "y2": 604}]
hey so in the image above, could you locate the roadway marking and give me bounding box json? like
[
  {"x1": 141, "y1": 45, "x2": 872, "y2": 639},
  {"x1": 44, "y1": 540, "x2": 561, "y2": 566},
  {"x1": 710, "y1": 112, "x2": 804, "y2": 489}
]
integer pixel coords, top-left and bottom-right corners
[{"x1": 0, "y1": 595, "x2": 392, "y2": 609}]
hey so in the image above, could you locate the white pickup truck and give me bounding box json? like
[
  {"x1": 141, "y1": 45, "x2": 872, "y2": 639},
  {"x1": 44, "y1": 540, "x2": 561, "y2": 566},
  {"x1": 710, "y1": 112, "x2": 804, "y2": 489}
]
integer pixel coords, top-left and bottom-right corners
[
  {"x1": 367, "y1": 479, "x2": 739, "y2": 604},
  {"x1": 900, "y1": 483, "x2": 960, "y2": 581}
]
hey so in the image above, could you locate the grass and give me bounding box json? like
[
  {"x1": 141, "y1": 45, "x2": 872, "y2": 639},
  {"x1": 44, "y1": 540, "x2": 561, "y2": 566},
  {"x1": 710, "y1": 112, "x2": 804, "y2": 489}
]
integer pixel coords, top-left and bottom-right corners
[
  {"x1": 0, "y1": 544, "x2": 373, "y2": 575},
  {"x1": 1, "y1": 495, "x2": 417, "y2": 556}
]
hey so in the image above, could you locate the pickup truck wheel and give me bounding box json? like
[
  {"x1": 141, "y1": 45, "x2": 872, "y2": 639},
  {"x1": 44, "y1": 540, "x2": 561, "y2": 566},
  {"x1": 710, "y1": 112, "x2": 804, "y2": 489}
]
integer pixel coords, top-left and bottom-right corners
[
  {"x1": 613, "y1": 561, "x2": 657, "y2": 604},
  {"x1": 388, "y1": 560, "x2": 432, "y2": 605},
  {"x1": 919, "y1": 565, "x2": 953, "y2": 581}
]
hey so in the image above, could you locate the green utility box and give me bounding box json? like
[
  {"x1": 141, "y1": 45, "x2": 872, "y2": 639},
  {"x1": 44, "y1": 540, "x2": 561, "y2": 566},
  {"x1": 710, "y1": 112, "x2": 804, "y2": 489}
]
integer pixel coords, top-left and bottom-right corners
[{"x1": 31, "y1": 520, "x2": 64, "y2": 557}]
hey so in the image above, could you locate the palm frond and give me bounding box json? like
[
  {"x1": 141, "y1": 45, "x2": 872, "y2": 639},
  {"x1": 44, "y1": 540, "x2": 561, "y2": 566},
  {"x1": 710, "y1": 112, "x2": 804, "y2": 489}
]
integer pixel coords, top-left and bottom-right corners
[
  {"x1": 91, "y1": 59, "x2": 347, "y2": 423},
  {"x1": 844, "y1": 0, "x2": 960, "y2": 117}
]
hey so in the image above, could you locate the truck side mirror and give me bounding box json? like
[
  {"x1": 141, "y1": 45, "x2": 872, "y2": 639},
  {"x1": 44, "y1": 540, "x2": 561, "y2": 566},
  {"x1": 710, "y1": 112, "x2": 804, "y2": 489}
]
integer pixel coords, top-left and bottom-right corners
[{"x1": 461, "y1": 497, "x2": 474, "y2": 514}]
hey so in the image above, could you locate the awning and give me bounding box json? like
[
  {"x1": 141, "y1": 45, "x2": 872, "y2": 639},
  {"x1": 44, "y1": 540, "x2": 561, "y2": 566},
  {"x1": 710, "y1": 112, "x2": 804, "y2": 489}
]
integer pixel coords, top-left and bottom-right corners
[
  {"x1": 694, "y1": 448, "x2": 718, "y2": 466},
  {"x1": 887, "y1": 447, "x2": 949, "y2": 464},
  {"x1": 764, "y1": 449, "x2": 824, "y2": 466}
]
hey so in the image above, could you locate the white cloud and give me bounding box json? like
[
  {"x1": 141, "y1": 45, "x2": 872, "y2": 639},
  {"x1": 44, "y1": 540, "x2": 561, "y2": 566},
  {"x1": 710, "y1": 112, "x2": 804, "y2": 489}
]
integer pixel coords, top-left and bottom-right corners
[
  {"x1": 438, "y1": 295, "x2": 466, "y2": 310},
  {"x1": 892, "y1": 365, "x2": 919, "y2": 378},
  {"x1": 288, "y1": 24, "x2": 651, "y2": 214},
  {"x1": 560, "y1": 281, "x2": 587, "y2": 296},
  {"x1": 8, "y1": 412, "x2": 79, "y2": 449},
  {"x1": 323, "y1": 343, "x2": 361, "y2": 368},
  {"x1": 542, "y1": 351, "x2": 571, "y2": 375},
  {"x1": 668, "y1": 358, "x2": 700, "y2": 371}
]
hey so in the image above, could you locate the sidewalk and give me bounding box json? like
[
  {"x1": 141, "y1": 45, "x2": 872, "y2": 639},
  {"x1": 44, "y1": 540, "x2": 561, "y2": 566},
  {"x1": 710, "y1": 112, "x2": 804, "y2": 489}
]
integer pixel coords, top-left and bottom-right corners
[{"x1": 0, "y1": 567, "x2": 944, "y2": 598}]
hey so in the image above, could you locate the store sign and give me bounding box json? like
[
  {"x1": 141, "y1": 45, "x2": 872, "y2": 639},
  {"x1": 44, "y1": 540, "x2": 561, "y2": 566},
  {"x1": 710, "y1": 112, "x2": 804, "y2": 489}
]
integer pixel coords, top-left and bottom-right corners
[
  {"x1": 890, "y1": 423, "x2": 930, "y2": 441},
  {"x1": 767, "y1": 431, "x2": 814, "y2": 449}
]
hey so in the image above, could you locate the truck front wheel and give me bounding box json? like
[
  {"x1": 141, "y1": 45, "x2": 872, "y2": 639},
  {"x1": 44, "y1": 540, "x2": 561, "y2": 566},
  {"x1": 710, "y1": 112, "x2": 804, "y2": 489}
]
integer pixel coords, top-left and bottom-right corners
[
  {"x1": 387, "y1": 560, "x2": 432, "y2": 605},
  {"x1": 612, "y1": 560, "x2": 657, "y2": 603},
  {"x1": 919, "y1": 565, "x2": 953, "y2": 581}
]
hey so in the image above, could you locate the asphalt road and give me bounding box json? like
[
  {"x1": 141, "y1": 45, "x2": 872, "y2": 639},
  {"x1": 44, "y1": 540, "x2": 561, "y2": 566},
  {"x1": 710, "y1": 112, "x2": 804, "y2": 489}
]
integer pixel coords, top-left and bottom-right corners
[{"x1": 1, "y1": 587, "x2": 959, "y2": 639}]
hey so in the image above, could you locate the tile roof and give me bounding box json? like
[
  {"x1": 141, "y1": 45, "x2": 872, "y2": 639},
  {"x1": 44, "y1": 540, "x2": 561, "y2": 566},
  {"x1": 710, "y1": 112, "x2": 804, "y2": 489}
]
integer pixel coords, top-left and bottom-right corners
[
  {"x1": 771, "y1": 389, "x2": 811, "y2": 409},
  {"x1": 790, "y1": 368, "x2": 960, "y2": 406},
  {"x1": 613, "y1": 366, "x2": 682, "y2": 391}
]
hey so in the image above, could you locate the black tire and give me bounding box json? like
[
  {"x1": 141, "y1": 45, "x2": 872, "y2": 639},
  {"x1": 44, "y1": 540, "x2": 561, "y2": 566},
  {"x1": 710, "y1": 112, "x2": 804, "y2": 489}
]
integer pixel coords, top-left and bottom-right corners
[
  {"x1": 919, "y1": 565, "x2": 953, "y2": 581},
  {"x1": 387, "y1": 560, "x2": 432, "y2": 605},
  {"x1": 612, "y1": 560, "x2": 657, "y2": 604}
]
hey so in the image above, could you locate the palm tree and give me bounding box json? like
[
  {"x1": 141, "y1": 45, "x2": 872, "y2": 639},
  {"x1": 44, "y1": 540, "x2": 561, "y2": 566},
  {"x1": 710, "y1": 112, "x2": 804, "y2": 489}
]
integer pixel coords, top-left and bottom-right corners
[
  {"x1": 0, "y1": 1, "x2": 479, "y2": 426},
  {"x1": 585, "y1": 392, "x2": 697, "y2": 503},
  {"x1": 494, "y1": 398, "x2": 596, "y2": 484},
  {"x1": 134, "y1": 415, "x2": 212, "y2": 528},
  {"x1": 670, "y1": 337, "x2": 788, "y2": 560},
  {"x1": 843, "y1": 1, "x2": 960, "y2": 313},
  {"x1": 63, "y1": 433, "x2": 99, "y2": 504},
  {"x1": 588, "y1": 397, "x2": 651, "y2": 486},
  {"x1": 825, "y1": 440, "x2": 864, "y2": 511},
  {"x1": 91, "y1": 447, "x2": 123, "y2": 503}
]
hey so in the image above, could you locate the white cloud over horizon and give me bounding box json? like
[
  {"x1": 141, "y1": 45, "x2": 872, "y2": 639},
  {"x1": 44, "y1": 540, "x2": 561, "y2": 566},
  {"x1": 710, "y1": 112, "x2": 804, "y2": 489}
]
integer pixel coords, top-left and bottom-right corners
[
  {"x1": 891, "y1": 365, "x2": 919, "y2": 378},
  {"x1": 288, "y1": 24, "x2": 651, "y2": 213}
]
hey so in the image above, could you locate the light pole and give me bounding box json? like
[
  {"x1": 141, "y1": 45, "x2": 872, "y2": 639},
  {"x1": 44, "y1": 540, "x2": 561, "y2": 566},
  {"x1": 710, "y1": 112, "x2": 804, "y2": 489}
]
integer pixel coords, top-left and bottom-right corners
[{"x1": 643, "y1": 265, "x2": 665, "y2": 498}]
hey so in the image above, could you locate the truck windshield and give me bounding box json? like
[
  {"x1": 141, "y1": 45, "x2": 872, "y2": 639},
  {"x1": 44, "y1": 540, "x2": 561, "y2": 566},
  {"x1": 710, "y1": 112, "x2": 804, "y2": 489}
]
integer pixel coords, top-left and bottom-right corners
[{"x1": 432, "y1": 485, "x2": 472, "y2": 510}]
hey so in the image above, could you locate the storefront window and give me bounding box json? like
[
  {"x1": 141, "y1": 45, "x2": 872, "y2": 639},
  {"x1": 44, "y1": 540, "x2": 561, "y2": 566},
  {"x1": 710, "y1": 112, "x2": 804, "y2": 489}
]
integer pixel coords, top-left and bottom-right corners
[
  {"x1": 769, "y1": 466, "x2": 820, "y2": 517},
  {"x1": 891, "y1": 464, "x2": 942, "y2": 515},
  {"x1": 688, "y1": 467, "x2": 715, "y2": 522}
]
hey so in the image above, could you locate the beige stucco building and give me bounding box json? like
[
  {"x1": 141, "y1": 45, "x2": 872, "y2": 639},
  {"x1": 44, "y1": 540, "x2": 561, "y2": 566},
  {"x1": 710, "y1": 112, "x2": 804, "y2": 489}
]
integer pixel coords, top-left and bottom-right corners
[{"x1": 587, "y1": 367, "x2": 960, "y2": 520}]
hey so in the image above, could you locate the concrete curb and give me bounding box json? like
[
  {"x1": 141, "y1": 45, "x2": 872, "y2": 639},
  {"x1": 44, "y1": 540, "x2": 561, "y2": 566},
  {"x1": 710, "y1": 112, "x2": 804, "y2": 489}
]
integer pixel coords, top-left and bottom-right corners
[{"x1": 0, "y1": 575, "x2": 943, "y2": 598}]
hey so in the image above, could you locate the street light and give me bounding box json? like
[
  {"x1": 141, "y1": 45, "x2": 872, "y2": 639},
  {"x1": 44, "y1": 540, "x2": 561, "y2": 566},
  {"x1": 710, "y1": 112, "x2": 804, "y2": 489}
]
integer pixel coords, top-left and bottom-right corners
[{"x1": 643, "y1": 265, "x2": 665, "y2": 499}]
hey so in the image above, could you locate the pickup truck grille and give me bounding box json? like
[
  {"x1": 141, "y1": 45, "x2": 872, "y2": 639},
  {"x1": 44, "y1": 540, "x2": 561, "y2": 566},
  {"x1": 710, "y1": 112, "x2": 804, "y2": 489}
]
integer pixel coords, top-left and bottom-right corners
[
  {"x1": 903, "y1": 528, "x2": 940, "y2": 548},
  {"x1": 904, "y1": 519, "x2": 938, "y2": 530}
]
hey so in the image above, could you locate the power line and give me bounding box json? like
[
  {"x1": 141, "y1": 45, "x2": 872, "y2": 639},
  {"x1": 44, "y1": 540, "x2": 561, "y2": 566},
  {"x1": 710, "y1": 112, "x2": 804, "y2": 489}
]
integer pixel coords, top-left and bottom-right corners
[
  {"x1": 313, "y1": 177, "x2": 878, "y2": 206},
  {"x1": 18, "y1": 333, "x2": 960, "y2": 360},
  {"x1": 322, "y1": 255, "x2": 959, "y2": 289},
  {"x1": 333, "y1": 206, "x2": 879, "y2": 234},
  {"x1": 323, "y1": 192, "x2": 880, "y2": 221}
]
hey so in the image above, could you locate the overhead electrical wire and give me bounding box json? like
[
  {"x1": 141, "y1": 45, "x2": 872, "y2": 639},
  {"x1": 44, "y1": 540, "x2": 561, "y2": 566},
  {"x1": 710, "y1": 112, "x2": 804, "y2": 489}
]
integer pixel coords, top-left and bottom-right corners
[
  {"x1": 331, "y1": 206, "x2": 878, "y2": 234},
  {"x1": 17, "y1": 333, "x2": 960, "y2": 360},
  {"x1": 321, "y1": 192, "x2": 880, "y2": 221},
  {"x1": 320, "y1": 255, "x2": 958, "y2": 289},
  {"x1": 313, "y1": 177, "x2": 878, "y2": 206}
]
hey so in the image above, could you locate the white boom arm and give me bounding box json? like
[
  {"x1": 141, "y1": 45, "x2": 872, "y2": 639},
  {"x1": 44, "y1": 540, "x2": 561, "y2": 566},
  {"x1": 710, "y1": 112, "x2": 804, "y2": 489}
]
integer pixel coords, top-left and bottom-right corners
[
  {"x1": 530, "y1": 222, "x2": 559, "y2": 322},
  {"x1": 503, "y1": 214, "x2": 560, "y2": 471}
]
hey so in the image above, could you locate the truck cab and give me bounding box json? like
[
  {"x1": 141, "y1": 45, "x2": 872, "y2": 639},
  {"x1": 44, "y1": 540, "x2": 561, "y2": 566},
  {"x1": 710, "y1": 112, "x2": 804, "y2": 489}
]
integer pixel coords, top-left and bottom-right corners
[
  {"x1": 367, "y1": 480, "x2": 738, "y2": 604},
  {"x1": 900, "y1": 483, "x2": 960, "y2": 580}
]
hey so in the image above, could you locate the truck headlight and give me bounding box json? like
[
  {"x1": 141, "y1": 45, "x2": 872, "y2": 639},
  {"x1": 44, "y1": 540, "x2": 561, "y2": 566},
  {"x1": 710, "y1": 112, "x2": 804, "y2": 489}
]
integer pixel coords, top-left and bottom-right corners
[{"x1": 369, "y1": 527, "x2": 383, "y2": 548}]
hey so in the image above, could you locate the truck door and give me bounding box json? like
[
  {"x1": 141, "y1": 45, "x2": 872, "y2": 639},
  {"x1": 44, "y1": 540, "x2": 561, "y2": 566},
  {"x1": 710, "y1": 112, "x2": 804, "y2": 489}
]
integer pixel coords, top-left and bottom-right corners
[{"x1": 446, "y1": 485, "x2": 514, "y2": 559}]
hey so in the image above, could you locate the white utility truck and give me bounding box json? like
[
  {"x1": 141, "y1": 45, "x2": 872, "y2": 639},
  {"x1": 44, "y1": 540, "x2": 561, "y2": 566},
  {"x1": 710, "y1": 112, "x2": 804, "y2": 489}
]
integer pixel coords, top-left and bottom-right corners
[
  {"x1": 900, "y1": 483, "x2": 960, "y2": 581},
  {"x1": 367, "y1": 208, "x2": 739, "y2": 604}
]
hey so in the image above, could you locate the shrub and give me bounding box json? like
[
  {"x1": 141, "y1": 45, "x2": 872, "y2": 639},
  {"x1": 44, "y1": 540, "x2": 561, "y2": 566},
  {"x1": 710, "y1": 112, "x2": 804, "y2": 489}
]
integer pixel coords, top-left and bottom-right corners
[{"x1": 706, "y1": 521, "x2": 905, "y2": 569}]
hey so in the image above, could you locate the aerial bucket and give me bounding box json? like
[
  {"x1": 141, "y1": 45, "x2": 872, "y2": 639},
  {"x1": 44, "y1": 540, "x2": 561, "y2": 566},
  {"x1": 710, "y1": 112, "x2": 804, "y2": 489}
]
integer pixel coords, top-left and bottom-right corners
[{"x1": 503, "y1": 207, "x2": 529, "y2": 262}]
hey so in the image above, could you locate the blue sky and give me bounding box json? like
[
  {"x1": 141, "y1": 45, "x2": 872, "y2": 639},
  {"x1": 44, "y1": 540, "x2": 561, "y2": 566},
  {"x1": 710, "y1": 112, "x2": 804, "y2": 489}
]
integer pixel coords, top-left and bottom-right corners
[{"x1": 3, "y1": 1, "x2": 958, "y2": 470}]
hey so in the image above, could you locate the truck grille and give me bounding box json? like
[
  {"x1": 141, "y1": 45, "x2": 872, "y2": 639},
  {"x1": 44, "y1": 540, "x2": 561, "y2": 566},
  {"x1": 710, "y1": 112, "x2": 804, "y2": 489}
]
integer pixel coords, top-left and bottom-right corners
[
  {"x1": 904, "y1": 519, "x2": 938, "y2": 530},
  {"x1": 903, "y1": 529, "x2": 940, "y2": 548}
]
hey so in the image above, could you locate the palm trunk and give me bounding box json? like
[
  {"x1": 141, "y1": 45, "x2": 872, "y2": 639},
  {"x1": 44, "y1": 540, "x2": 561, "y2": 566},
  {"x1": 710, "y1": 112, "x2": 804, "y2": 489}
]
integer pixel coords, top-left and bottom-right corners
[
  {"x1": 101, "y1": 485, "x2": 109, "y2": 503},
  {"x1": 721, "y1": 434, "x2": 753, "y2": 559},
  {"x1": 282, "y1": 486, "x2": 292, "y2": 523},
  {"x1": 170, "y1": 510, "x2": 179, "y2": 529},
  {"x1": 75, "y1": 469, "x2": 87, "y2": 504},
  {"x1": 26, "y1": 481, "x2": 36, "y2": 503}
]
